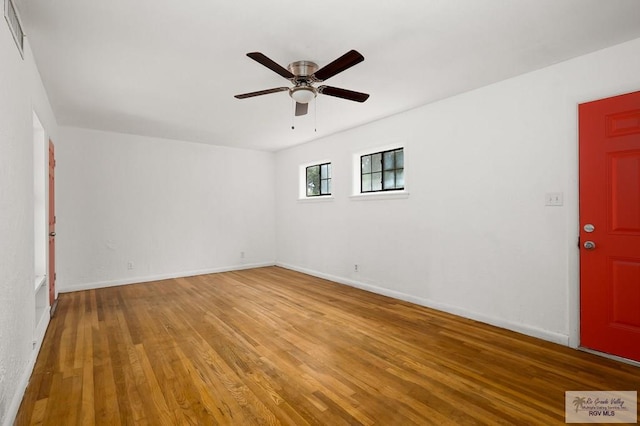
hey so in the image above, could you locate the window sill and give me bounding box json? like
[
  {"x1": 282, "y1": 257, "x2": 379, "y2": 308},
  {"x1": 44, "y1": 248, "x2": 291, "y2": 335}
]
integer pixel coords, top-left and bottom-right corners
[
  {"x1": 35, "y1": 275, "x2": 47, "y2": 291},
  {"x1": 297, "y1": 196, "x2": 335, "y2": 203},
  {"x1": 349, "y1": 191, "x2": 410, "y2": 201}
]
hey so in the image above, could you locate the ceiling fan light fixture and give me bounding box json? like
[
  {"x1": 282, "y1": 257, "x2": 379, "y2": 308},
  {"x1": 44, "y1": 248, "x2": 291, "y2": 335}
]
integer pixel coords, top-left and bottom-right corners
[{"x1": 290, "y1": 86, "x2": 316, "y2": 104}]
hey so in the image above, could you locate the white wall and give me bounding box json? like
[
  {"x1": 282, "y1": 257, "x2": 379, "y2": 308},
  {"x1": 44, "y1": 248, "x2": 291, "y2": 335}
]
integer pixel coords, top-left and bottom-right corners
[
  {"x1": 275, "y1": 37, "x2": 640, "y2": 346},
  {"x1": 0, "y1": 28, "x2": 58, "y2": 426},
  {"x1": 56, "y1": 127, "x2": 276, "y2": 291}
]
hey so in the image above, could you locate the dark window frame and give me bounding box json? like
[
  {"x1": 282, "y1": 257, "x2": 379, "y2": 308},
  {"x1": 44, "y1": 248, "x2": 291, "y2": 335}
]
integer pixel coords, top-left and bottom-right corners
[
  {"x1": 360, "y1": 148, "x2": 404, "y2": 193},
  {"x1": 306, "y1": 162, "x2": 332, "y2": 197}
]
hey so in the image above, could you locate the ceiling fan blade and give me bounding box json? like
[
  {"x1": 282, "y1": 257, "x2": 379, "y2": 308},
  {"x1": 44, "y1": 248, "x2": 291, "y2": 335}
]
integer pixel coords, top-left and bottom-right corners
[
  {"x1": 318, "y1": 86, "x2": 369, "y2": 103},
  {"x1": 295, "y1": 102, "x2": 308, "y2": 116},
  {"x1": 313, "y1": 50, "x2": 364, "y2": 81},
  {"x1": 246, "y1": 52, "x2": 294, "y2": 79},
  {"x1": 234, "y1": 87, "x2": 289, "y2": 99}
]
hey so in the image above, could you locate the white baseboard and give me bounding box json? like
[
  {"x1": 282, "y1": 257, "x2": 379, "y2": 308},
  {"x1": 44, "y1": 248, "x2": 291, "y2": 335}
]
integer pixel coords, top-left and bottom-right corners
[
  {"x1": 59, "y1": 262, "x2": 276, "y2": 293},
  {"x1": 4, "y1": 307, "x2": 50, "y2": 426},
  {"x1": 276, "y1": 262, "x2": 569, "y2": 346}
]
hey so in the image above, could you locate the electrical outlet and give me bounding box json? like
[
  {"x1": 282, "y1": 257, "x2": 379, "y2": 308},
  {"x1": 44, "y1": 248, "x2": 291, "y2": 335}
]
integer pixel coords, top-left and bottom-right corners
[
  {"x1": 127, "y1": 261, "x2": 134, "y2": 270},
  {"x1": 354, "y1": 264, "x2": 359, "y2": 272},
  {"x1": 240, "y1": 251, "x2": 245, "y2": 259}
]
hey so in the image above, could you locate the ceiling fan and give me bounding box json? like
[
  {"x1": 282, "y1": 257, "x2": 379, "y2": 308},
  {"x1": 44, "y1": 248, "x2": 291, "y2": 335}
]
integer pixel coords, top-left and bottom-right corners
[{"x1": 234, "y1": 50, "x2": 370, "y2": 116}]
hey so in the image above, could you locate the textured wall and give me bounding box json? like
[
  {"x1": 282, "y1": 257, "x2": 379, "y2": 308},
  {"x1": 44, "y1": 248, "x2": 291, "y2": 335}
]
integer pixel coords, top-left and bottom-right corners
[{"x1": 0, "y1": 25, "x2": 58, "y2": 425}]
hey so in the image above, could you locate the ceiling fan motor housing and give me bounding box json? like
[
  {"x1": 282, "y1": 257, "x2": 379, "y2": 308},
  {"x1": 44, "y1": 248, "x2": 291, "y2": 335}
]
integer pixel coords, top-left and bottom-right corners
[
  {"x1": 288, "y1": 61, "x2": 319, "y2": 103},
  {"x1": 288, "y1": 61, "x2": 318, "y2": 78}
]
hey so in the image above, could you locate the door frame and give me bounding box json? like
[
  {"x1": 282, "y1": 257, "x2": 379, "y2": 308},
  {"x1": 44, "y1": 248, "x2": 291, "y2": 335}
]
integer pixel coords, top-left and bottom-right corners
[
  {"x1": 569, "y1": 142, "x2": 580, "y2": 350},
  {"x1": 569, "y1": 95, "x2": 591, "y2": 352},
  {"x1": 48, "y1": 139, "x2": 57, "y2": 316}
]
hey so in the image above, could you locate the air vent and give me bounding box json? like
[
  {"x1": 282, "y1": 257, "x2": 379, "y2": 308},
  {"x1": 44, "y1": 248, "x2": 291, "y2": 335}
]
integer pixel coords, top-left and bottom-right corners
[{"x1": 4, "y1": 0, "x2": 24, "y2": 58}]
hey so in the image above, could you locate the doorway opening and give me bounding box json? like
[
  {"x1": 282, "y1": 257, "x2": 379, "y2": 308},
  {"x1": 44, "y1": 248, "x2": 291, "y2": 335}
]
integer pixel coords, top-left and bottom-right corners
[{"x1": 33, "y1": 112, "x2": 48, "y2": 329}]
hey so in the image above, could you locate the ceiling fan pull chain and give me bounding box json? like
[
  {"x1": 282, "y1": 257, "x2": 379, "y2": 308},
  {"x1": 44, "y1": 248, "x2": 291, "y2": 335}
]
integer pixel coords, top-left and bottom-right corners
[
  {"x1": 314, "y1": 97, "x2": 317, "y2": 132},
  {"x1": 291, "y1": 99, "x2": 295, "y2": 130}
]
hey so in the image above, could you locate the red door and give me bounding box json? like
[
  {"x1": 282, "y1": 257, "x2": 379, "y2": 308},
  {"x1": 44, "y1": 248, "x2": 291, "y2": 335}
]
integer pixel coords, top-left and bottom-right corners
[
  {"x1": 48, "y1": 140, "x2": 57, "y2": 312},
  {"x1": 579, "y1": 90, "x2": 640, "y2": 362}
]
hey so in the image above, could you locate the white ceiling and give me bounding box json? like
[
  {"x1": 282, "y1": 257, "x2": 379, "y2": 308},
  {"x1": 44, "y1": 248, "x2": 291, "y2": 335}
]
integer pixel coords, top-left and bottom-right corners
[{"x1": 18, "y1": 0, "x2": 640, "y2": 151}]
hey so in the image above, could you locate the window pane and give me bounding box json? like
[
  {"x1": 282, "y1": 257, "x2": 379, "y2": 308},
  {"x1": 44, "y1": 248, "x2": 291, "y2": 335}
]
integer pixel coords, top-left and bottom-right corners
[
  {"x1": 383, "y1": 171, "x2": 395, "y2": 189},
  {"x1": 383, "y1": 151, "x2": 395, "y2": 170},
  {"x1": 320, "y1": 179, "x2": 328, "y2": 194},
  {"x1": 308, "y1": 185, "x2": 320, "y2": 196},
  {"x1": 307, "y1": 165, "x2": 319, "y2": 179},
  {"x1": 361, "y1": 155, "x2": 371, "y2": 174},
  {"x1": 396, "y1": 169, "x2": 405, "y2": 188},
  {"x1": 326, "y1": 163, "x2": 332, "y2": 178},
  {"x1": 372, "y1": 172, "x2": 382, "y2": 191},
  {"x1": 320, "y1": 163, "x2": 328, "y2": 178},
  {"x1": 395, "y1": 149, "x2": 404, "y2": 168},
  {"x1": 372, "y1": 153, "x2": 382, "y2": 172},
  {"x1": 306, "y1": 165, "x2": 320, "y2": 196},
  {"x1": 326, "y1": 179, "x2": 332, "y2": 194},
  {"x1": 362, "y1": 173, "x2": 372, "y2": 192}
]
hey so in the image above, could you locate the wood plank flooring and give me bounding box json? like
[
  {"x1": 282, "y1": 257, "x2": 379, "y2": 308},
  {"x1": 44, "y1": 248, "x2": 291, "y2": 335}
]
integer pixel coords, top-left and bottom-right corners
[{"x1": 16, "y1": 266, "x2": 640, "y2": 425}]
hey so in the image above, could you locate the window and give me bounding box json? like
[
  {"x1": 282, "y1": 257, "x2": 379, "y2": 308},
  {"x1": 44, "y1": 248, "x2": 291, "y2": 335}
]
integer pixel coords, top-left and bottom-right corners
[
  {"x1": 306, "y1": 162, "x2": 331, "y2": 196},
  {"x1": 360, "y1": 148, "x2": 404, "y2": 193}
]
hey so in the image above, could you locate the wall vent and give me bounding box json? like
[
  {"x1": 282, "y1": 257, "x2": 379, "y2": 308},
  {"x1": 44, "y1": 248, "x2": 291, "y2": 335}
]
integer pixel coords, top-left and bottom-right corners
[{"x1": 4, "y1": 0, "x2": 24, "y2": 58}]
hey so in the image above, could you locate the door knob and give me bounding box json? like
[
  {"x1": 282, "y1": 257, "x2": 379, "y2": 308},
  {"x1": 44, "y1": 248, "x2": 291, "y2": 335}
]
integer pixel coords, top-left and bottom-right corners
[
  {"x1": 49, "y1": 232, "x2": 56, "y2": 237},
  {"x1": 583, "y1": 241, "x2": 596, "y2": 250}
]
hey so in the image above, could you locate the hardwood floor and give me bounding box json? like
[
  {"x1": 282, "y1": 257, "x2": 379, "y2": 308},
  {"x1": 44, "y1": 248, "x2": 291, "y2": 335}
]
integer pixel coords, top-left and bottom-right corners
[{"x1": 16, "y1": 267, "x2": 639, "y2": 425}]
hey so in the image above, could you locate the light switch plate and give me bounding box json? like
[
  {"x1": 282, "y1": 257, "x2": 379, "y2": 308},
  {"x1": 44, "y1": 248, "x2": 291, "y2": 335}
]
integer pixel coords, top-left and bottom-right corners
[{"x1": 545, "y1": 192, "x2": 563, "y2": 206}]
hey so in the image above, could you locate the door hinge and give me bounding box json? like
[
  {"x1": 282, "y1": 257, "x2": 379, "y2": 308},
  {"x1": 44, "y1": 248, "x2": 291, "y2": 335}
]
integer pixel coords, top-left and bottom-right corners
[
  {"x1": 54, "y1": 272, "x2": 56, "y2": 281},
  {"x1": 577, "y1": 235, "x2": 580, "y2": 248}
]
